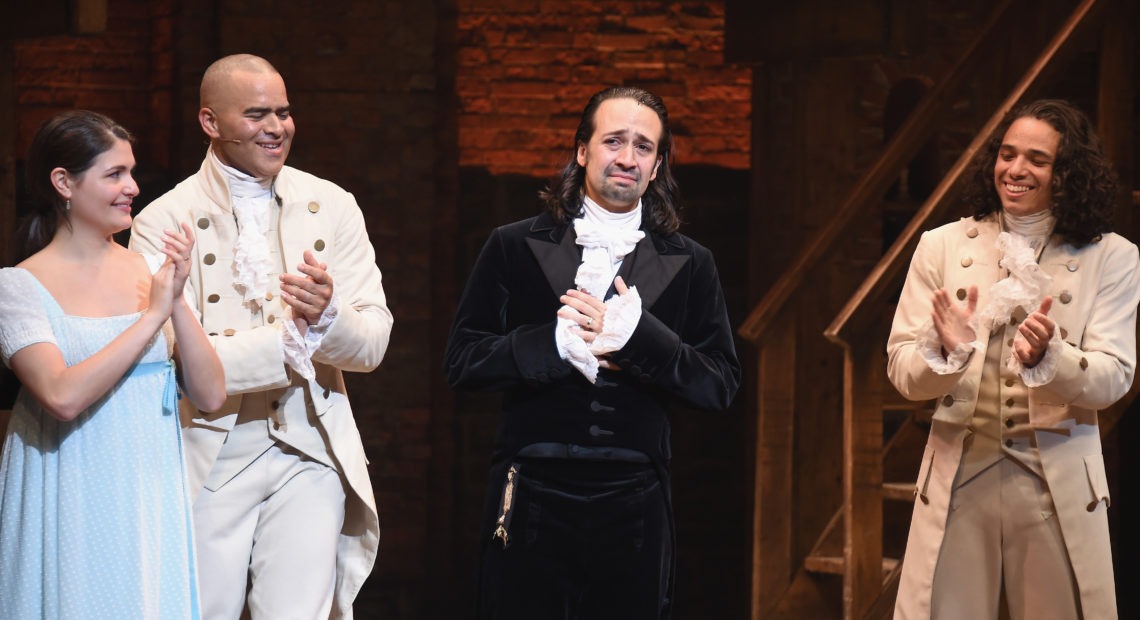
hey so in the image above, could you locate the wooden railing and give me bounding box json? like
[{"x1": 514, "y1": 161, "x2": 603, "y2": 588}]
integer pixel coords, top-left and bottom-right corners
[
  {"x1": 738, "y1": 0, "x2": 1015, "y2": 345},
  {"x1": 825, "y1": 0, "x2": 1110, "y2": 344},
  {"x1": 743, "y1": 1, "x2": 1017, "y2": 616}
]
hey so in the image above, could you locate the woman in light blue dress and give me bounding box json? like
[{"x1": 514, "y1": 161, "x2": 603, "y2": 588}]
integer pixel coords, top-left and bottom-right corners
[{"x1": 0, "y1": 111, "x2": 226, "y2": 619}]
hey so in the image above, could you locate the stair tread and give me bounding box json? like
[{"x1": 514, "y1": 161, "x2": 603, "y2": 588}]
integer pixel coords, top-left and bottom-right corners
[
  {"x1": 804, "y1": 554, "x2": 900, "y2": 579},
  {"x1": 882, "y1": 481, "x2": 915, "y2": 502}
]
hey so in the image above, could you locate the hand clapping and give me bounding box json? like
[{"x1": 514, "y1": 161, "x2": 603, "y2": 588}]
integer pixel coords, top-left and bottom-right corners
[{"x1": 931, "y1": 286, "x2": 978, "y2": 355}]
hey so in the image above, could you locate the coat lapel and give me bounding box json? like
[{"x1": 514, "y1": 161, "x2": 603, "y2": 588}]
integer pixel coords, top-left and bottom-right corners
[
  {"x1": 526, "y1": 215, "x2": 690, "y2": 308},
  {"x1": 616, "y1": 232, "x2": 688, "y2": 308},
  {"x1": 526, "y1": 217, "x2": 580, "y2": 298}
]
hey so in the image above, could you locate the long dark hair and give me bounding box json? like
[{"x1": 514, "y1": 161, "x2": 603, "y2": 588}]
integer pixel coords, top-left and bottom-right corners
[
  {"x1": 14, "y1": 110, "x2": 134, "y2": 262},
  {"x1": 964, "y1": 99, "x2": 1117, "y2": 247},
  {"x1": 539, "y1": 86, "x2": 682, "y2": 234}
]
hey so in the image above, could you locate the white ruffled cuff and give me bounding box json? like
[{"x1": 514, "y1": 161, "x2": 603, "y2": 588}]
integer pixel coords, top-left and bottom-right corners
[
  {"x1": 280, "y1": 292, "x2": 341, "y2": 380},
  {"x1": 589, "y1": 286, "x2": 642, "y2": 354},
  {"x1": 555, "y1": 311, "x2": 598, "y2": 383},
  {"x1": 1007, "y1": 329, "x2": 1063, "y2": 387},
  {"x1": 915, "y1": 319, "x2": 977, "y2": 374}
]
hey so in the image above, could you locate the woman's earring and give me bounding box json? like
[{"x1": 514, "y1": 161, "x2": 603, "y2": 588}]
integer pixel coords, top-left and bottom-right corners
[{"x1": 65, "y1": 199, "x2": 71, "y2": 211}]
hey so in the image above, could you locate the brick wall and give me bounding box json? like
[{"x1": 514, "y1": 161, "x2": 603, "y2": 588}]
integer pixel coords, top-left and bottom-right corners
[
  {"x1": 457, "y1": 0, "x2": 752, "y2": 175},
  {"x1": 10, "y1": 0, "x2": 175, "y2": 197}
]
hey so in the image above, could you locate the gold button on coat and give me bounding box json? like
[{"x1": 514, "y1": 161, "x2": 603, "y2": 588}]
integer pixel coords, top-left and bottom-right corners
[
  {"x1": 207, "y1": 294, "x2": 220, "y2": 303},
  {"x1": 203, "y1": 253, "x2": 216, "y2": 265},
  {"x1": 223, "y1": 328, "x2": 236, "y2": 336},
  {"x1": 1066, "y1": 259, "x2": 1079, "y2": 272},
  {"x1": 1059, "y1": 291, "x2": 1072, "y2": 304},
  {"x1": 268, "y1": 315, "x2": 276, "y2": 324},
  {"x1": 956, "y1": 288, "x2": 967, "y2": 300},
  {"x1": 960, "y1": 257, "x2": 973, "y2": 268},
  {"x1": 966, "y1": 227, "x2": 979, "y2": 238},
  {"x1": 308, "y1": 201, "x2": 320, "y2": 213},
  {"x1": 314, "y1": 239, "x2": 326, "y2": 251},
  {"x1": 1079, "y1": 357, "x2": 1089, "y2": 370},
  {"x1": 941, "y1": 395, "x2": 954, "y2": 407},
  {"x1": 197, "y1": 217, "x2": 210, "y2": 230}
]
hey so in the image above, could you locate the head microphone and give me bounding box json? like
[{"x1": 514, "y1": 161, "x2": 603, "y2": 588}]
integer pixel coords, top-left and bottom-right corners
[{"x1": 217, "y1": 137, "x2": 242, "y2": 144}]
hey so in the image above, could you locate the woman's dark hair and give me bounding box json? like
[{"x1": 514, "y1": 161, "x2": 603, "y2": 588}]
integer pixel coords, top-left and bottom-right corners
[
  {"x1": 14, "y1": 110, "x2": 133, "y2": 261},
  {"x1": 539, "y1": 86, "x2": 682, "y2": 234},
  {"x1": 964, "y1": 99, "x2": 1117, "y2": 246}
]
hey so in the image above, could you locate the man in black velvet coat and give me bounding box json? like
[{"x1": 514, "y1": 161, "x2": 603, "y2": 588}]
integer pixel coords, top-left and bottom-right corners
[{"x1": 444, "y1": 86, "x2": 740, "y2": 619}]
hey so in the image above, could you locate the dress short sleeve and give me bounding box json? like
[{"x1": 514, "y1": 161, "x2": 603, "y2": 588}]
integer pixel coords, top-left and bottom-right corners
[{"x1": 0, "y1": 268, "x2": 57, "y2": 367}]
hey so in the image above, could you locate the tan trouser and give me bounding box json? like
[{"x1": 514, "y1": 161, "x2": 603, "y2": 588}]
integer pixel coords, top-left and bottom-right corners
[{"x1": 930, "y1": 458, "x2": 1080, "y2": 620}]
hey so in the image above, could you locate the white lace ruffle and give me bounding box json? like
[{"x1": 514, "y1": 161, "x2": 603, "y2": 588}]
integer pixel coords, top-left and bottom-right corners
[
  {"x1": 1007, "y1": 328, "x2": 1063, "y2": 387},
  {"x1": 916, "y1": 318, "x2": 978, "y2": 374},
  {"x1": 280, "y1": 291, "x2": 340, "y2": 380},
  {"x1": 589, "y1": 286, "x2": 642, "y2": 354},
  {"x1": 556, "y1": 312, "x2": 600, "y2": 382},
  {"x1": 213, "y1": 148, "x2": 275, "y2": 305},
  {"x1": 972, "y1": 232, "x2": 1052, "y2": 333},
  {"x1": 555, "y1": 287, "x2": 643, "y2": 383},
  {"x1": 231, "y1": 197, "x2": 274, "y2": 304}
]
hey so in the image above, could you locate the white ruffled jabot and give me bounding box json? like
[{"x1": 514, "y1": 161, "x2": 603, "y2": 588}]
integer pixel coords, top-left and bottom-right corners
[
  {"x1": 972, "y1": 231, "x2": 1052, "y2": 333},
  {"x1": 213, "y1": 150, "x2": 274, "y2": 305},
  {"x1": 556, "y1": 197, "x2": 646, "y2": 382}
]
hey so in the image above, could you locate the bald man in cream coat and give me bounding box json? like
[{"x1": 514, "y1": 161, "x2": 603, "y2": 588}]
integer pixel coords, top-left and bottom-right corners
[{"x1": 131, "y1": 54, "x2": 390, "y2": 619}]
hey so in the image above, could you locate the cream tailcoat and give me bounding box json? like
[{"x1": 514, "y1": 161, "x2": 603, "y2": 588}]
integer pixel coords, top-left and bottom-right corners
[
  {"x1": 887, "y1": 215, "x2": 1139, "y2": 620},
  {"x1": 130, "y1": 154, "x2": 392, "y2": 619}
]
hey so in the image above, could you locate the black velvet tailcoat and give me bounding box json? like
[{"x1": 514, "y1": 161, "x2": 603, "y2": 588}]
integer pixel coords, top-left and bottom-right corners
[{"x1": 445, "y1": 209, "x2": 740, "y2": 505}]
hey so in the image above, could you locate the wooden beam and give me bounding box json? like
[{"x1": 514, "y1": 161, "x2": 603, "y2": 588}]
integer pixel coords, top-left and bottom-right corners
[
  {"x1": 1095, "y1": 0, "x2": 1134, "y2": 235},
  {"x1": 72, "y1": 0, "x2": 107, "y2": 34},
  {"x1": 0, "y1": 36, "x2": 14, "y2": 268},
  {"x1": 751, "y1": 316, "x2": 797, "y2": 620},
  {"x1": 843, "y1": 328, "x2": 885, "y2": 619}
]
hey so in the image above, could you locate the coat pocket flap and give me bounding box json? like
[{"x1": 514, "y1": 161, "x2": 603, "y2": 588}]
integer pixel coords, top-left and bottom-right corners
[
  {"x1": 1083, "y1": 453, "x2": 1110, "y2": 510},
  {"x1": 915, "y1": 446, "x2": 935, "y2": 505}
]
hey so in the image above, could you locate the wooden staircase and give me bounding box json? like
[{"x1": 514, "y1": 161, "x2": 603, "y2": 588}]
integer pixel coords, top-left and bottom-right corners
[{"x1": 739, "y1": 0, "x2": 1137, "y2": 618}]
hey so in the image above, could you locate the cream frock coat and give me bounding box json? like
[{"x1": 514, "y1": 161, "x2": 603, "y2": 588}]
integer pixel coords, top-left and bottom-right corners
[
  {"x1": 130, "y1": 153, "x2": 392, "y2": 619},
  {"x1": 887, "y1": 215, "x2": 1139, "y2": 620}
]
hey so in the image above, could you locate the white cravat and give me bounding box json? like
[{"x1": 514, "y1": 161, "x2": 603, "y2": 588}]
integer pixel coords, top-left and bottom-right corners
[
  {"x1": 556, "y1": 197, "x2": 645, "y2": 382},
  {"x1": 213, "y1": 150, "x2": 274, "y2": 305},
  {"x1": 573, "y1": 197, "x2": 645, "y2": 297}
]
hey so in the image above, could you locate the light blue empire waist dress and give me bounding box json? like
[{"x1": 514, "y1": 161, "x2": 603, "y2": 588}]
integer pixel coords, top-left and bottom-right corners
[{"x1": 0, "y1": 267, "x2": 200, "y2": 619}]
